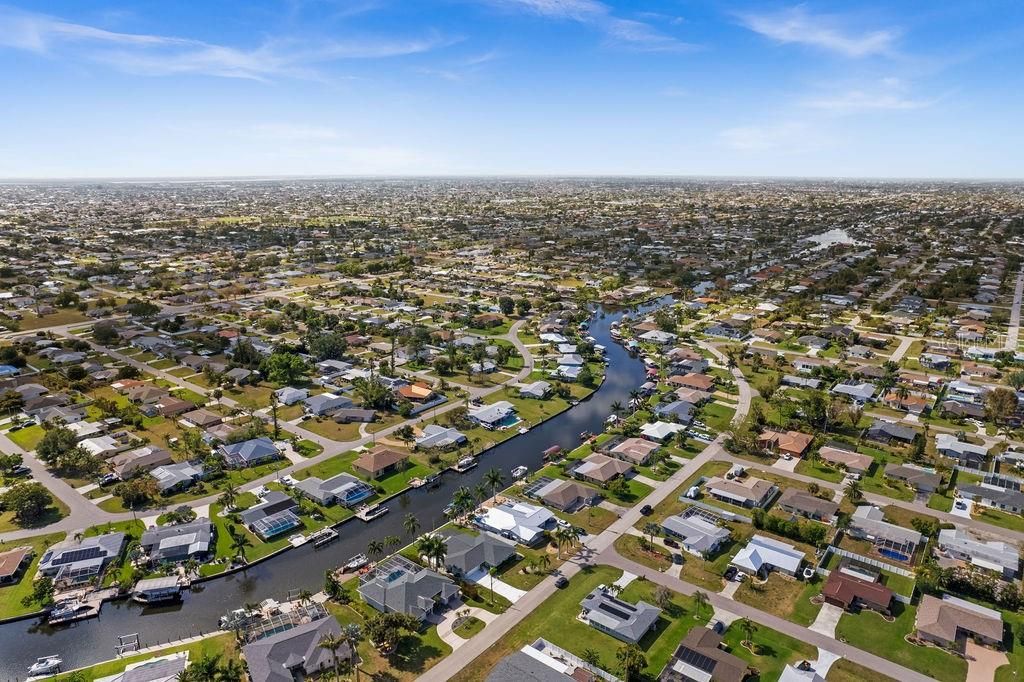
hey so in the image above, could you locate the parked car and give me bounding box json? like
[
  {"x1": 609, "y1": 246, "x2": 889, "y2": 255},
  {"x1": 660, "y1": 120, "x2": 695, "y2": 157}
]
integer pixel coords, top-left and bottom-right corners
[
  {"x1": 640, "y1": 505, "x2": 653, "y2": 515},
  {"x1": 8, "y1": 464, "x2": 30, "y2": 477},
  {"x1": 663, "y1": 538, "x2": 679, "y2": 548},
  {"x1": 672, "y1": 553, "x2": 683, "y2": 564},
  {"x1": 98, "y1": 473, "x2": 119, "y2": 486},
  {"x1": 554, "y1": 576, "x2": 569, "y2": 588},
  {"x1": 724, "y1": 566, "x2": 738, "y2": 581}
]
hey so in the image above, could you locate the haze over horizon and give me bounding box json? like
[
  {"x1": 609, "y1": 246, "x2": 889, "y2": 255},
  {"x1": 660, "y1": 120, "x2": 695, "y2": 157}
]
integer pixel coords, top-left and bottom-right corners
[{"x1": 1, "y1": 1, "x2": 1022, "y2": 179}]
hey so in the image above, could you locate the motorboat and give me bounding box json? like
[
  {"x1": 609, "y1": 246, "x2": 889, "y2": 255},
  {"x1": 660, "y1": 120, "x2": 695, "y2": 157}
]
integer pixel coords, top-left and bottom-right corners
[
  {"x1": 47, "y1": 599, "x2": 89, "y2": 624},
  {"x1": 511, "y1": 465, "x2": 528, "y2": 479},
  {"x1": 343, "y1": 554, "x2": 369, "y2": 572},
  {"x1": 356, "y1": 503, "x2": 389, "y2": 521},
  {"x1": 310, "y1": 527, "x2": 339, "y2": 548},
  {"x1": 28, "y1": 656, "x2": 62, "y2": 676}
]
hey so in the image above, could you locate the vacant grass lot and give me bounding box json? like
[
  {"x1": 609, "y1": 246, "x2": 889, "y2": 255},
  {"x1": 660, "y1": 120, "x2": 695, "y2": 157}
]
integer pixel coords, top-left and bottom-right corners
[{"x1": 733, "y1": 573, "x2": 823, "y2": 626}]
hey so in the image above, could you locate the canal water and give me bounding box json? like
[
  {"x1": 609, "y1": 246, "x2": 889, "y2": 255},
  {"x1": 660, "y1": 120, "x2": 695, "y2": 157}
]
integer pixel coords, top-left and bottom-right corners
[{"x1": 0, "y1": 296, "x2": 672, "y2": 677}]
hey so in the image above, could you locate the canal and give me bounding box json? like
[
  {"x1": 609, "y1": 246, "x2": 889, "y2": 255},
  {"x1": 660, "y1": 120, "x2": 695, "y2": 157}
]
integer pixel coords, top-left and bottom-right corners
[{"x1": 0, "y1": 296, "x2": 671, "y2": 677}]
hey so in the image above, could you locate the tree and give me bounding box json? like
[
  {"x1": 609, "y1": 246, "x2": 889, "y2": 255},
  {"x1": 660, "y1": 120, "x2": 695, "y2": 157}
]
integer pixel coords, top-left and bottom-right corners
[
  {"x1": 306, "y1": 332, "x2": 349, "y2": 361},
  {"x1": 352, "y1": 377, "x2": 395, "y2": 411},
  {"x1": 739, "y1": 618, "x2": 757, "y2": 647},
  {"x1": 228, "y1": 526, "x2": 253, "y2": 563},
  {"x1": 403, "y1": 513, "x2": 420, "y2": 538},
  {"x1": 515, "y1": 297, "x2": 532, "y2": 316},
  {"x1": 1008, "y1": 371, "x2": 1024, "y2": 391},
  {"x1": 581, "y1": 648, "x2": 601, "y2": 667},
  {"x1": 844, "y1": 479, "x2": 862, "y2": 504},
  {"x1": 578, "y1": 364, "x2": 595, "y2": 387},
  {"x1": 416, "y1": 533, "x2": 448, "y2": 570},
  {"x1": 0, "y1": 389, "x2": 24, "y2": 414},
  {"x1": 263, "y1": 352, "x2": 308, "y2": 385},
  {"x1": 218, "y1": 480, "x2": 239, "y2": 510},
  {"x1": 553, "y1": 525, "x2": 578, "y2": 559},
  {"x1": 986, "y1": 387, "x2": 1019, "y2": 426},
  {"x1": 35, "y1": 426, "x2": 77, "y2": 467},
  {"x1": 384, "y1": 535, "x2": 401, "y2": 553},
  {"x1": 498, "y1": 296, "x2": 515, "y2": 316},
  {"x1": 451, "y1": 486, "x2": 476, "y2": 517},
  {"x1": 692, "y1": 590, "x2": 709, "y2": 619},
  {"x1": 337, "y1": 623, "x2": 363, "y2": 677},
  {"x1": 484, "y1": 468, "x2": 505, "y2": 503},
  {"x1": 653, "y1": 585, "x2": 673, "y2": 609},
  {"x1": 112, "y1": 476, "x2": 158, "y2": 509},
  {"x1": 0, "y1": 482, "x2": 53, "y2": 523},
  {"x1": 367, "y1": 539, "x2": 385, "y2": 560},
  {"x1": 616, "y1": 643, "x2": 647, "y2": 681}
]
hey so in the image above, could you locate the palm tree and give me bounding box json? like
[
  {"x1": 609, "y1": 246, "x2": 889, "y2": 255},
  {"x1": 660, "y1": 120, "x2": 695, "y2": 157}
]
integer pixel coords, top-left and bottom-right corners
[
  {"x1": 416, "y1": 534, "x2": 448, "y2": 570},
  {"x1": 533, "y1": 553, "x2": 551, "y2": 575},
  {"x1": 895, "y1": 384, "x2": 910, "y2": 410},
  {"x1": 554, "y1": 526, "x2": 578, "y2": 559},
  {"x1": 484, "y1": 468, "x2": 505, "y2": 504},
  {"x1": 474, "y1": 482, "x2": 490, "y2": 504},
  {"x1": 451, "y1": 486, "x2": 475, "y2": 518},
  {"x1": 642, "y1": 522, "x2": 660, "y2": 549},
  {"x1": 844, "y1": 479, "x2": 863, "y2": 504},
  {"x1": 692, "y1": 590, "x2": 709, "y2": 620},
  {"x1": 228, "y1": 527, "x2": 252, "y2": 564},
  {"x1": 628, "y1": 389, "x2": 642, "y2": 413},
  {"x1": 384, "y1": 535, "x2": 401, "y2": 553},
  {"x1": 367, "y1": 539, "x2": 385, "y2": 560},
  {"x1": 739, "y1": 618, "x2": 757, "y2": 647},
  {"x1": 319, "y1": 632, "x2": 345, "y2": 681},
  {"x1": 616, "y1": 643, "x2": 647, "y2": 682},
  {"x1": 217, "y1": 659, "x2": 245, "y2": 682},
  {"x1": 297, "y1": 588, "x2": 313, "y2": 606},
  {"x1": 218, "y1": 480, "x2": 239, "y2": 511},
  {"x1": 403, "y1": 513, "x2": 420, "y2": 538},
  {"x1": 338, "y1": 623, "x2": 363, "y2": 680},
  {"x1": 610, "y1": 400, "x2": 623, "y2": 414}
]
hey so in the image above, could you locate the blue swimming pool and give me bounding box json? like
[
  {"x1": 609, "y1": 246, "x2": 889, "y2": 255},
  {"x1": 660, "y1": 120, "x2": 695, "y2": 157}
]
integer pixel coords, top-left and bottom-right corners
[{"x1": 879, "y1": 548, "x2": 910, "y2": 562}]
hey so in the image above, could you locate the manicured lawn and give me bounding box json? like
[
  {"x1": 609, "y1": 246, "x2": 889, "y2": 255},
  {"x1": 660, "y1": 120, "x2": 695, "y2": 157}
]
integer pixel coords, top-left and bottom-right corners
[
  {"x1": 720, "y1": 617, "x2": 817, "y2": 682},
  {"x1": 733, "y1": 573, "x2": 823, "y2": 626},
  {"x1": 795, "y1": 458, "x2": 846, "y2": 484},
  {"x1": 292, "y1": 448, "x2": 433, "y2": 497},
  {"x1": 302, "y1": 418, "x2": 363, "y2": 442},
  {"x1": 453, "y1": 615, "x2": 485, "y2": 638},
  {"x1": 326, "y1": 590, "x2": 451, "y2": 680},
  {"x1": 8, "y1": 423, "x2": 45, "y2": 450},
  {"x1": 996, "y1": 609, "x2": 1024, "y2": 681},
  {"x1": 294, "y1": 439, "x2": 323, "y2": 457},
  {"x1": 974, "y1": 506, "x2": 1024, "y2": 533},
  {"x1": 828, "y1": 659, "x2": 896, "y2": 682},
  {"x1": 51, "y1": 632, "x2": 239, "y2": 681},
  {"x1": 835, "y1": 602, "x2": 967, "y2": 682},
  {"x1": 0, "y1": 492, "x2": 69, "y2": 532},
  {"x1": 452, "y1": 564, "x2": 709, "y2": 682},
  {"x1": 614, "y1": 534, "x2": 672, "y2": 571},
  {"x1": 554, "y1": 504, "x2": 617, "y2": 535},
  {"x1": 0, "y1": 531, "x2": 66, "y2": 619},
  {"x1": 700, "y1": 402, "x2": 737, "y2": 432}
]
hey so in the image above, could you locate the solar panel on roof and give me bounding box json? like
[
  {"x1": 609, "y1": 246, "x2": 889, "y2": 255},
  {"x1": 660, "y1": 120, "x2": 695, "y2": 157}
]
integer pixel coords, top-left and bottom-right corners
[{"x1": 677, "y1": 645, "x2": 716, "y2": 673}]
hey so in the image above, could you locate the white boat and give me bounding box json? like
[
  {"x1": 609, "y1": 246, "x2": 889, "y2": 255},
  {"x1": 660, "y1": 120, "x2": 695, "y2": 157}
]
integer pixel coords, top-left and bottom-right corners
[
  {"x1": 455, "y1": 457, "x2": 477, "y2": 472},
  {"x1": 28, "y1": 656, "x2": 62, "y2": 675},
  {"x1": 511, "y1": 465, "x2": 528, "y2": 479},
  {"x1": 356, "y1": 504, "x2": 389, "y2": 521},
  {"x1": 343, "y1": 554, "x2": 369, "y2": 572},
  {"x1": 47, "y1": 599, "x2": 89, "y2": 624},
  {"x1": 310, "y1": 527, "x2": 339, "y2": 548}
]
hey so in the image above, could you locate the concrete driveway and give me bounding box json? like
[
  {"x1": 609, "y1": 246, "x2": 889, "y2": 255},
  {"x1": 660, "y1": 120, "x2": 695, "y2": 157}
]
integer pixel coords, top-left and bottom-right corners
[
  {"x1": 465, "y1": 567, "x2": 527, "y2": 603},
  {"x1": 966, "y1": 640, "x2": 1008, "y2": 682},
  {"x1": 771, "y1": 456, "x2": 799, "y2": 472},
  {"x1": 809, "y1": 602, "x2": 843, "y2": 638}
]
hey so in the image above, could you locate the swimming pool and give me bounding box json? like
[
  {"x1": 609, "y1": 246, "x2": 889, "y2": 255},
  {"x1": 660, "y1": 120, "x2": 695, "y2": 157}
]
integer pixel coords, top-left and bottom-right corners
[{"x1": 879, "y1": 548, "x2": 910, "y2": 563}]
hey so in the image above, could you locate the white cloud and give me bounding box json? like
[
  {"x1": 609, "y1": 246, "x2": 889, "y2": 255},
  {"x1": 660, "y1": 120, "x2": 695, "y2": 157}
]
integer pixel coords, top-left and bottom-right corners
[
  {"x1": 720, "y1": 121, "x2": 830, "y2": 152},
  {"x1": 483, "y1": 0, "x2": 696, "y2": 51},
  {"x1": 0, "y1": 6, "x2": 449, "y2": 81},
  {"x1": 739, "y1": 6, "x2": 897, "y2": 58}
]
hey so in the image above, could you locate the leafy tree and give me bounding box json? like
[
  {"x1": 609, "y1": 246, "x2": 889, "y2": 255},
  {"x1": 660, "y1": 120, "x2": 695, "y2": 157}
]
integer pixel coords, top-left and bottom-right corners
[
  {"x1": 515, "y1": 297, "x2": 532, "y2": 316},
  {"x1": 352, "y1": 377, "x2": 395, "y2": 411},
  {"x1": 126, "y1": 299, "x2": 160, "y2": 318},
  {"x1": 92, "y1": 323, "x2": 120, "y2": 346},
  {"x1": 0, "y1": 389, "x2": 24, "y2": 414},
  {"x1": 498, "y1": 296, "x2": 515, "y2": 316},
  {"x1": 578, "y1": 364, "x2": 595, "y2": 387},
  {"x1": 36, "y1": 425, "x2": 78, "y2": 467},
  {"x1": 986, "y1": 387, "x2": 1019, "y2": 426},
  {"x1": 263, "y1": 352, "x2": 308, "y2": 385},
  {"x1": 113, "y1": 476, "x2": 158, "y2": 509},
  {"x1": 306, "y1": 332, "x2": 349, "y2": 361},
  {"x1": 616, "y1": 643, "x2": 647, "y2": 681},
  {"x1": 0, "y1": 482, "x2": 53, "y2": 523},
  {"x1": 116, "y1": 364, "x2": 140, "y2": 380}
]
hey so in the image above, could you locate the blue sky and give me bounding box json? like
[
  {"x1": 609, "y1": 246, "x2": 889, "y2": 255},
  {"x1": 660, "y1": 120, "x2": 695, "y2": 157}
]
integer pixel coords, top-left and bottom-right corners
[{"x1": 0, "y1": 1, "x2": 1021, "y2": 178}]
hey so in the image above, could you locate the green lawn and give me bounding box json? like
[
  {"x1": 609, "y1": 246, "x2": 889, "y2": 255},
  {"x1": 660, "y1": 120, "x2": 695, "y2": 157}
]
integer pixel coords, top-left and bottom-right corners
[
  {"x1": 0, "y1": 531, "x2": 67, "y2": 619},
  {"x1": 974, "y1": 506, "x2": 1024, "y2": 533},
  {"x1": 835, "y1": 602, "x2": 967, "y2": 682},
  {"x1": 720, "y1": 616, "x2": 817, "y2": 682},
  {"x1": 828, "y1": 659, "x2": 896, "y2": 682},
  {"x1": 795, "y1": 458, "x2": 846, "y2": 484},
  {"x1": 0, "y1": 492, "x2": 69, "y2": 532},
  {"x1": 733, "y1": 573, "x2": 823, "y2": 626},
  {"x1": 454, "y1": 615, "x2": 485, "y2": 638},
  {"x1": 452, "y1": 564, "x2": 709, "y2": 682},
  {"x1": 7, "y1": 423, "x2": 45, "y2": 450},
  {"x1": 51, "y1": 633, "x2": 238, "y2": 681}
]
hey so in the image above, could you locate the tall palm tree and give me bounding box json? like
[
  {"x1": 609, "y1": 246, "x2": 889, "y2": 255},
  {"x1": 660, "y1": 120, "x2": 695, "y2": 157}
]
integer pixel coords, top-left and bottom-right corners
[
  {"x1": 218, "y1": 480, "x2": 239, "y2": 511},
  {"x1": 383, "y1": 535, "x2": 401, "y2": 553},
  {"x1": 403, "y1": 513, "x2": 420, "y2": 538},
  {"x1": 416, "y1": 534, "x2": 448, "y2": 570},
  {"x1": 297, "y1": 588, "x2": 313, "y2": 606},
  {"x1": 553, "y1": 526, "x2": 578, "y2": 559},
  {"x1": 338, "y1": 623, "x2": 363, "y2": 680},
  {"x1": 451, "y1": 486, "x2": 475, "y2": 517},
  {"x1": 474, "y1": 482, "x2": 490, "y2": 504},
  {"x1": 366, "y1": 539, "x2": 385, "y2": 560},
  {"x1": 228, "y1": 528, "x2": 252, "y2": 564},
  {"x1": 692, "y1": 590, "x2": 709, "y2": 620},
  {"x1": 484, "y1": 468, "x2": 505, "y2": 504},
  {"x1": 217, "y1": 659, "x2": 245, "y2": 682},
  {"x1": 844, "y1": 479, "x2": 863, "y2": 504},
  {"x1": 318, "y1": 632, "x2": 344, "y2": 681},
  {"x1": 610, "y1": 400, "x2": 623, "y2": 414},
  {"x1": 739, "y1": 618, "x2": 757, "y2": 647}
]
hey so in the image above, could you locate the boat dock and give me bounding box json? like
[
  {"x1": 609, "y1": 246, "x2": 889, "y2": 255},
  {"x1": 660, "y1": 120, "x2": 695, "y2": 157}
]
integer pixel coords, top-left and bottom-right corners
[
  {"x1": 48, "y1": 587, "x2": 118, "y2": 625},
  {"x1": 355, "y1": 504, "x2": 389, "y2": 522},
  {"x1": 309, "y1": 527, "x2": 339, "y2": 547}
]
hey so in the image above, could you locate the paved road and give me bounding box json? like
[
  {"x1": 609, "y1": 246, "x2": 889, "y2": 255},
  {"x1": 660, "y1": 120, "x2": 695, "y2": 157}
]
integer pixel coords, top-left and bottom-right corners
[{"x1": 1006, "y1": 268, "x2": 1024, "y2": 351}]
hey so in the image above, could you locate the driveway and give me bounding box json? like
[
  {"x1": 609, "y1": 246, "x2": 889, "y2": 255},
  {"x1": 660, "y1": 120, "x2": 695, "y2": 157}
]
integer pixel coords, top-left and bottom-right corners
[
  {"x1": 966, "y1": 640, "x2": 1008, "y2": 682},
  {"x1": 771, "y1": 457, "x2": 799, "y2": 472},
  {"x1": 808, "y1": 602, "x2": 843, "y2": 638},
  {"x1": 465, "y1": 566, "x2": 528, "y2": 603},
  {"x1": 951, "y1": 498, "x2": 973, "y2": 519}
]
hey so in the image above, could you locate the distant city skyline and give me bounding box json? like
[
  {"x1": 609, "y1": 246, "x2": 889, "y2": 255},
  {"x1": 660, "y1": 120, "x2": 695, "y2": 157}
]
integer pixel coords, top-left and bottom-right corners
[{"x1": 1, "y1": 1, "x2": 1022, "y2": 179}]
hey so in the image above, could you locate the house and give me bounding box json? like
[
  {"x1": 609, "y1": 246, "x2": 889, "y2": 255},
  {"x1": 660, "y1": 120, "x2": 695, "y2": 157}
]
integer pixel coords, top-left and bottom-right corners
[
  {"x1": 654, "y1": 400, "x2": 695, "y2": 424},
  {"x1": 486, "y1": 649, "x2": 590, "y2": 682},
  {"x1": 920, "y1": 353, "x2": 952, "y2": 370},
  {"x1": 440, "y1": 531, "x2": 517, "y2": 577},
  {"x1": 475, "y1": 501, "x2": 555, "y2": 545},
  {"x1": 881, "y1": 391, "x2": 932, "y2": 415},
  {"x1": 570, "y1": 453, "x2": 633, "y2": 484},
  {"x1": 704, "y1": 475, "x2": 778, "y2": 509},
  {"x1": 822, "y1": 570, "x2": 894, "y2": 615},
  {"x1": 672, "y1": 373, "x2": 715, "y2": 392},
  {"x1": 519, "y1": 381, "x2": 551, "y2": 399},
  {"x1": 398, "y1": 383, "x2": 437, "y2": 402},
  {"x1": 865, "y1": 420, "x2": 918, "y2": 445},
  {"x1": 357, "y1": 555, "x2": 460, "y2": 621},
  {"x1": 151, "y1": 462, "x2": 205, "y2": 493},
  {"x1": 579, "y1": 587, "x2": 661, "y2": 643},
  {"x1": 641, "y1": 421, "x2": 687, "y2": 443},
  {"x1": 126, "y1": 384, "x2": 170, "y2": 405},
  {"x1": 243, "y1": 617, "x2": 352, "y2": 682},
  {"x1": 937, "y1": 528, "x2": 1020, "y2": 580},
  {"x1": 661, "y1": 509, "x2": 731, "y2": 557},
  {"x1": 274, "y1": 386, "x2": 309, "y2": 405},
  {"x1": 607, "y1": 437, "x2": 660, "y2": 465},
  {"x1": 831, "y1": 382, "x2": 876, "y2": 403},
  {"x1": 638, "y1": 329, "x2": 677, "y2": 346},
  {"x1": 110, "y1": 445, "x2": 174, "y2": 479},
  {"x1": 153, "y1": 395, "x2": 194, "y2": 417},
  {"x1": 224, "y1": 367, "x2": 254, "y2": 385},
  {"x1": 239, "y1": 491, "x2": 300, "y2": 537},
  {"x1": 528, "y1": 478, "x2": 599, "y2": 512},
  {"x1": 817, "y1": 446, "x2": 874, "y2": 475},
  {"x1": 782, "y1": 375, "x2": 823, "y2": 390},
  {"x1": 660, "y1": 628, "x2": 747, "y2": 682},
  {"x1": 940, "y1": 399, "x2": 986, "y2": 420},
  {"x1": 0, "y1": 546, "x2": 33, "y2": 585},
  {"x1": 847, "y1": 505, "x2": 924, "y2": 559},
  {"x1": 731, "y1": 535, "x2": 804, "y2": 577},
  {"x1": 415, "y1": 425, "x2": 467, "y2": 450},
  {"x1": 947, "y1": 379, "x2": 988, "y2": 404},
  {"x1": 37, "y1": 532, "x2": 126, "y2": 584},
  {"x1": 99, "y1": 652, "x2": 189, "y2": 682},
  {"x1": 140, "y1": 519, "x2": 214, "y2": 564},
  {"x1": 935, "y1": 433, "x2": 989, "y2": 468},
  {"x1": 219, "y1": 437, "x2": 281, "y2": 468},
  {"x1": 884, "y1": 463, "x2": 941, "y2": 493},
  {"x1": 959, "y1": 483, "x2": 1024, "y2": 514},
  {"x1": 181, "y1": 408, "x2": 222, "y2": 428},
  {"x1": 468, "y1": 400, "x2": 517, "y2": 429},
  {"x1": 776, "y1": 488, "x2": 838, "y2": 523},
  {"x1": 758, "y1": 430, "x2": 813, "y2": 458},
  {"x1": 303, "y1": 392, "x2": 353, "y2": 416},
  {"x1": 915, "y1": 594, "x2": 1003, "y2": 652},
  {"x1": 352, "y1": 446, "x2": 408, "y2": 480},
  {"x1": 293, "y1": 473, "x2": 375, "y2": 507},
  {"x1": 81, "y1": 434, "x2": 131, "y2": 458},
  {"x1": 333, "y1": 408, "x2": 377, "y2": 424}
]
